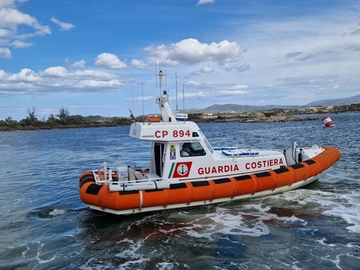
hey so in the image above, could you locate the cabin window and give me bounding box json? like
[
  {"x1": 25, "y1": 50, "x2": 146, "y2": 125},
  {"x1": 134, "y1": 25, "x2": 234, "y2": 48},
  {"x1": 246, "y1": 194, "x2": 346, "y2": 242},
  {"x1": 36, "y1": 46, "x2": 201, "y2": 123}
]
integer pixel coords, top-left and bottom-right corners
[
  {"x1": 180, "y1": 142, "x2": 206, "y2": 157},
  {"x1": 203, "y1": 138, "x2": 214, "y2": 154},
  {"x1": 192, "y1": 132, "x2": 199, "y2": 137}
]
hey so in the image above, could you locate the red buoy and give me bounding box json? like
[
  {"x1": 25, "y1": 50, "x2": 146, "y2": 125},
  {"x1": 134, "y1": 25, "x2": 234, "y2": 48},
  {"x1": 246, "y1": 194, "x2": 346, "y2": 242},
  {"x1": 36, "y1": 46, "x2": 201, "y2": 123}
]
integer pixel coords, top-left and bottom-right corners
[{"x1": 322, "y1": 116, "x2": 334, "y2": 127}]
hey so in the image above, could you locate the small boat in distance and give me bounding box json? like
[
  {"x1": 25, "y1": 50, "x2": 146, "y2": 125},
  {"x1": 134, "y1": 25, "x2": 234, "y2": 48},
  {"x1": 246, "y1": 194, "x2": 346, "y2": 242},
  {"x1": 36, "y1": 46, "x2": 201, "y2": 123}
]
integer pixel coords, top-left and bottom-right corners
[
  {"x1": 78, "y1": 71, "x2": 340, "y2": 216},
  {"x1": 175, "y1": 113, "x2": 188, "y2": 121}
]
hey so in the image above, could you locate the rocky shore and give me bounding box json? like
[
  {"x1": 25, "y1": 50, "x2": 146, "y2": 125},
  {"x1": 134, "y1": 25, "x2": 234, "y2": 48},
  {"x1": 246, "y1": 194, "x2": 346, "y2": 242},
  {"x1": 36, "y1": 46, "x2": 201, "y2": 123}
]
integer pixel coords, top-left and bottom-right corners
[{"x1": 196, "y1": 113, "x2": 319, "y2": 123}]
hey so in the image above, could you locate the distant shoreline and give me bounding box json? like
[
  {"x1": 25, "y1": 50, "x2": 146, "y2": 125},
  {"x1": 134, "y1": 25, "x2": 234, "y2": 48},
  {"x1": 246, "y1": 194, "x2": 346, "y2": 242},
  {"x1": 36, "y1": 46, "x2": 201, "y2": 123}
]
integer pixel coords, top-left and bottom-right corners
[
  {"x1": 0, "y1": 115, "x2": 319, "y2": 132},
  {"x1": 195, "y1": 115, "x2": 319, "y2": 123},
  {"x1": 2, "y1": 111, "x2": 358, "y2": 132},
  {"x1": 0, "y1": 123, "x2": 122, "y2": 132}
]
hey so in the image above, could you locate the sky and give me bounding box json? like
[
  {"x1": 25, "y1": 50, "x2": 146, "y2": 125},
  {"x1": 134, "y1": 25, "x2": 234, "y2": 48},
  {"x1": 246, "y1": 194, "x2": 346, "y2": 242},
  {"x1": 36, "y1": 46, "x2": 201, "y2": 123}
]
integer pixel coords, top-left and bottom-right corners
[{"x1": 0, "y1": 0, "x2": 360, "y2": 120}]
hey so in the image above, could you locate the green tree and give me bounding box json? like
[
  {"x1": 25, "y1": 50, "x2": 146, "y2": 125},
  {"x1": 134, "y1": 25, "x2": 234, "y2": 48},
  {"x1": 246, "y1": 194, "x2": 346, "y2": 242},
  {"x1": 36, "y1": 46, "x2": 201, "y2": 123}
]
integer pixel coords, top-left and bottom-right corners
[
  {"x1": 46, "y1": 114, "x2": 59, "y2": 126},
  {"x1": 24, "y1": 107, "x2": 40, "y2": 126},
  {"x1": 112, "y1": 117, "x2": 132, "y2": 125},
  {"x1": 68, "y1": 115, "x2": 92, "y2": 125},
  {"x1": 26, "y1": 107, "x2": 37, "y2": 122},
  {"x1": 57, "y1": 107, "x2": 70, "y2": 124},
  {"x1": 5, "y1": 117, "x2": 18, "y2": 127}
]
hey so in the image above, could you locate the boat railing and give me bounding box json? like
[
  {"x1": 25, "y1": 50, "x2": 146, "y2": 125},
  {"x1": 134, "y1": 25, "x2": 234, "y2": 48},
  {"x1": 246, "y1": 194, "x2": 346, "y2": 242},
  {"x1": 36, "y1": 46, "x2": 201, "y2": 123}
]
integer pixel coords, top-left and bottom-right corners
[
  {"x1": 94, "y1": 176, "x2": 165, "y2": 184},
  {"x1": 92, "y1": 164, "x2": 171, "y2": 191},
  {"x1": 108, "y1": 175, "x2": 170, "y2": 191}
]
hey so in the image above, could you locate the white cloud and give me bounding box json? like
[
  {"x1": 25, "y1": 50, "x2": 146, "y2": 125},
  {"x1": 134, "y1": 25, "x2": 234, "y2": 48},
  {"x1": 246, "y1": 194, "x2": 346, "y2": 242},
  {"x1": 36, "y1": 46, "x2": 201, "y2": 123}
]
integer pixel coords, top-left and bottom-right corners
[
  {"x1": 0, "y1": 28, "x2": 11, "y2": 37},
  {"x1": 197, "y1": 0, "x2": 214, "y2": 5},
  {"x1": 11, "y1": 40, "x2": 32, "y2": 48},
  {"x1": 71, "y1": 60, "x2": 86, "y2": 68},
  {"x1": 200, "y1": 66, "x2": 214, "y2": 73},
  {"x1": 0, "y1": 67, "x2": 125, "y2": 95},
  {"x1": 65, "y1": 58, "x2": 86, "y2": 69},
  {"x1": 8, "y1": 68, "x2": 36, "y2": 81},
  {"x1": 0, "y1": 0, "x2": 26, "y2": 9},
  {"x1": 51, "y1": 17, "x2": 74, "y2": 31},
  {"x1": 145, "y1": 38, "x2": 245, "y2": 66},
  {"x1": 182, "y1": 80, "x2": 249, "y2": 99},
  {"x1": 223, "y1": 14, "x2": 360, "y2": 104},
  {"x1": 95, "y1": 53, "x2": 127, "y2": 69},
  {"x1": 0, "y1": 47, "x2": 11, "y2": 58},
  {"x1": 0, "y1": 70, "x2": 8, "y2": 78},
  {"x1": 229, "y1": 84, "x2": 248, "y2": 90},
  {"x1": 0, "y1": 7, "x2": 50, "y2": 35},
  {"x1": 347, "y1": 44, "x2": 360, "y2": 51},
  {"x1": 218, "y1": 89, "x2": 249, "y2": 95},
  {"x1": 0, "y1": 0, "x2": 12, "y2": 8},
  {"x1": 0, "y1": 0, "x2": 50, "y2": 56},
  {"x1": 221, "y1": 63, "x2": 250, "y2": 72},
  {"x1": 218, "y1": 84, "x2": 249, "y2": 95},
  {"x1": 73, "y1": 69, "x2": 117, "y2": 80},
  {"x1": 131, "y1": 59, "x2": 147, "y2": 69},
  {"x1": 41, "y1": 66, "x2": 68, "y2": 77},
  {"x1": 186, "y1": 80, "x2": 201, "y2": 87},
  {"x1": 134, "y1": 95, "x2": 153, "y2": 101},
  {"x1": 295, "y1": 50, "x2": 332, "y2": 61},
  {"x1": 184, "y1": 91, "x2": 208, "y2": 98}
]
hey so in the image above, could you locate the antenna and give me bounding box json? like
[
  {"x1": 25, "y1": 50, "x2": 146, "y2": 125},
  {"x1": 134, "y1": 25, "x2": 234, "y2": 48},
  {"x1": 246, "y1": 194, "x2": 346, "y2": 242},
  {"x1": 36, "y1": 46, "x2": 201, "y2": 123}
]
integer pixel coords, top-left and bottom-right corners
[
  {"x1": 141, "y1": 83, "x2": 145, "y2": 122},
  {"x1": 175, "y1": 72, "x2": 178, "y2": 112},
  {"x1": 132, "y1": 88, "x2": 134, "y2": 113},
  {"x1": 182, "y1": 84, "x2": 185, "y2": 111},
  {"x1": 156, "y1": 68, "x2": 166, "y2": 95},
  {"x1": 164, "y1": 62, "x2": 167, "y2": 89},
  {"x1": 155, "y1": 64, "x2": 158, "y2": 88}
]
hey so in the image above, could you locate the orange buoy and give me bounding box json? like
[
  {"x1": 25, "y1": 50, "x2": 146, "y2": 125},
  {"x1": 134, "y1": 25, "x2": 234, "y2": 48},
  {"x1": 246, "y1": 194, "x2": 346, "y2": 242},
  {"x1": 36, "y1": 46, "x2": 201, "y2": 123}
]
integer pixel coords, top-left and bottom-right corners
[{"x1": 322, "y1": 116, "x2": 334, "y2": 127}]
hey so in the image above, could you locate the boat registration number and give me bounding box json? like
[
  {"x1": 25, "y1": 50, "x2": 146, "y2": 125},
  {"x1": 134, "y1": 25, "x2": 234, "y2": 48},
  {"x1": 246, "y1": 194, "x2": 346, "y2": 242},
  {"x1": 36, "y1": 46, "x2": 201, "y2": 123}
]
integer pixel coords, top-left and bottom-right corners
[{"x1": 155, "y1": 129, "x2": 191, "y2": 138}]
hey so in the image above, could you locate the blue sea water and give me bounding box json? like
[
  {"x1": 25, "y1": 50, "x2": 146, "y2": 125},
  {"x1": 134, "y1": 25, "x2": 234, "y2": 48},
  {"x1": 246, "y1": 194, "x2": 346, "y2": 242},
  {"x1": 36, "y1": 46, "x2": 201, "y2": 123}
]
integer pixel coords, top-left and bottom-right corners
[{"x1": 0, "y1": 113, "x2": 359, "y2": 269}]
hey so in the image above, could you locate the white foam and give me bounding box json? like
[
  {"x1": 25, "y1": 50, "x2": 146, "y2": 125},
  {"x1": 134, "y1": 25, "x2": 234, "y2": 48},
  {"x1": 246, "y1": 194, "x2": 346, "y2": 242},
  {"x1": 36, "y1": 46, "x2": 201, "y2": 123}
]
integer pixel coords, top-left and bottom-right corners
[
  {"x1": 319, "y1": 190, "x2": 360, "y2": 234},
  {"x1": 324, "y1": 205, "x2": 360, "y2": 234},
  {"x1": 115, "y1": 239, "x2": 144, "y2": 258},
  {"x1": 79, "y1": 258, "x2": 113, "y2": 270},
  {"x1": 268, "y1": 189, "x2": 360, "y2": 234},
  {"x1": 316, "y1": 237, "x2": 336, "y2": 247},
  {"x1": 182, "y1": 207, "x2": 271, "y2": 240},
  {"x1": 49, "y1": 209, "x2": 66, "y2": 216},
  {"x1": 168, "y1": 187, "x2": 360, "y2": 241},
  {"x1": 157, "y1": 262, "x2": 182, "y2": 269},
  {"x1": 37, "y1": 254, "x2": 57, "y2": 264},
  {"x1": 36, "y1": 243, "x2": 57, "y2": 264}
]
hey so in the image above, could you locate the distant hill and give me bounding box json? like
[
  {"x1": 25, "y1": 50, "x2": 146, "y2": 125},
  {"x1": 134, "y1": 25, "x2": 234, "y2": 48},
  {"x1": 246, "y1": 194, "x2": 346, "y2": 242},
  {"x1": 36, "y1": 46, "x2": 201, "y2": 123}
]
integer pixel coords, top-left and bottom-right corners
[
  {"x1": 305, "y1": 94, "x2": 360, "y2": 106},
  {"x1": 201, "y1": 104, "x2": 303, "y2": 113},
  {"x1": 86, "y1": 115, "x2": 115, "y2": 121},
  {"x1": 199, "y1": 94, "x2": 360, "y2": 113}
]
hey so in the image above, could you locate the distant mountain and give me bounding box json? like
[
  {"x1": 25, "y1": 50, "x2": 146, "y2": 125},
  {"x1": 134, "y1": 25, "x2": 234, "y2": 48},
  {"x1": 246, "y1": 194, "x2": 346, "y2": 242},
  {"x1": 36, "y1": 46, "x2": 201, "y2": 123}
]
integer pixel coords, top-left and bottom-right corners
[
  {"x1": 86, "y1": 115, "x2": 115, "y2": 121},
  {"x1": 305, "y1": 94, "x2": 360, "y2": 106},
  {"x1": 200, "y1": 104, "x2": 303, "y2": 113},
  {"x1": 199, "y1": 94, "x2": 360, "y2": 113}
]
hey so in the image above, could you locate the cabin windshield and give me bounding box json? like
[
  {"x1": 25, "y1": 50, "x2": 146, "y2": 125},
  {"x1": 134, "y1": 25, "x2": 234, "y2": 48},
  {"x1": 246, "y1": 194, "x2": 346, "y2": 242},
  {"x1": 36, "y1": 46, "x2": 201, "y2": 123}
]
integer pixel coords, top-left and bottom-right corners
[
  {"x1": 203, "y1": 138, "x2": 214, "y2": 154},
  {"x1": 180, "y1": 142, "x2": 206, "y2": 157}
]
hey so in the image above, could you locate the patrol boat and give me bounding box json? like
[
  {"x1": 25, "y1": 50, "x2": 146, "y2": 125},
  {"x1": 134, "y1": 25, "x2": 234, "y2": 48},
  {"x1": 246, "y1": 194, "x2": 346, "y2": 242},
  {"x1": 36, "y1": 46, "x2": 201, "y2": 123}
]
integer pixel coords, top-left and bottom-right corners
[{"x1": 79, "y1": 82, "x2": 340, "y2": 216}]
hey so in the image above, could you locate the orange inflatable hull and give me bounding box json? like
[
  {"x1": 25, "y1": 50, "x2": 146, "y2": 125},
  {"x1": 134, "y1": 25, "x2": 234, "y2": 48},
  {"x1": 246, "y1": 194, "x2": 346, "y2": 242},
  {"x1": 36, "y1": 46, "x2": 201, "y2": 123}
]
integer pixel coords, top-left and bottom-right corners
[{"x1": 79, "y1": 146, "x2": 340, "y2": 215}]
